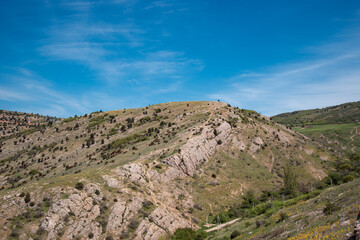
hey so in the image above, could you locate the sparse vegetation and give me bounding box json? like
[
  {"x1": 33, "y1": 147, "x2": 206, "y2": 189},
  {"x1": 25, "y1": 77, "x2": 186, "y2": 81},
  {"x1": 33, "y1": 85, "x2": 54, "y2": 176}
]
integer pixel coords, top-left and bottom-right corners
[
  {"x1": 1, "y1": 101, "x2": 359, "y2": 240},
  {"x1": 75, "y1": 182, "x2": 84, "y2": 190}
]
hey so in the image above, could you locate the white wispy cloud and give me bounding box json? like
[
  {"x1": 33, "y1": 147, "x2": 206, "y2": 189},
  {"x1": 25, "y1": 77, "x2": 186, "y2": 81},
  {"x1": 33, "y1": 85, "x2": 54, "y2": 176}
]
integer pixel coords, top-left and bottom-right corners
[
  {"x1": 209, "y1": 26, "x2": 360, "y2": 116},
  {"x1": 0, "y1": 69, "x2": 128, "y2": 117},
  {"x1": 39, "y1": 2, "x2": 202, "y2": 85}
]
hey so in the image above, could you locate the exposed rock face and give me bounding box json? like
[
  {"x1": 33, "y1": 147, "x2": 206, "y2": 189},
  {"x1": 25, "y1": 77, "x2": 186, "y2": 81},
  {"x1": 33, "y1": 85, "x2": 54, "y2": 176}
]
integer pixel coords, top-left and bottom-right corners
[
  {"x1": 354, "y1": 212, "x2": 360, "y2": 240},
  {"x1": 135, "y1": 207, "x2": 192, "y2": 240},
  {"x1": 164, "y1": 122, "x2": 232, "y2": 176},
  {"x1": 0, "y1": 101, "x2": 334, "y2": 240},
  {"x1": 103, "y1": 175, "x2": 121, "y2": 188},
  {"x1": 250, "y1": 136, "x2": 264, "y2": 153},
  {"x1": 107, "y1": 197, "x2": 143, "y2": 235},
  {"x1": 41, "y1": 192, "x2": 101, "y2": 240},
  {"x1": 116, "y1": 163, "x2": 148, "y2": 185},
  {"x1": 348, "y1": 212, "x2": 360, "y2": 240},
  {"x1": 135, "y1": 218, "x2": 167, "y2": 240}
]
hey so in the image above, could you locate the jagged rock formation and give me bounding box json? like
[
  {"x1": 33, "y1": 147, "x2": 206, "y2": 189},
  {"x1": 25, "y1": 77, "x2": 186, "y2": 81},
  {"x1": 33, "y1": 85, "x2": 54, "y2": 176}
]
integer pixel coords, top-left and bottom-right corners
[{"x1": 165, "y1": 122, "x2": 232, "y2": 176}]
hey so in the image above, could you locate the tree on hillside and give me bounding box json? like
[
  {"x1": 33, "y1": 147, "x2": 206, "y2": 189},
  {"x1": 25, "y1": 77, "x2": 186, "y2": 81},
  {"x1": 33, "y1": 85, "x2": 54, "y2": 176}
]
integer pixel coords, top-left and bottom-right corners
[{"x1": 283, "y1": 164, "x2": 298, "y2": 197}]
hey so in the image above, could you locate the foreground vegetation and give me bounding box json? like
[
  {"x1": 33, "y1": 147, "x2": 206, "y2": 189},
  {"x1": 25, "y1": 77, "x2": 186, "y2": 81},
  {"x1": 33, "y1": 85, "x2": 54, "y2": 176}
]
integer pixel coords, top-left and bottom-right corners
[{"x1": 172, "y1": 152, "x2": 360, "y2": 239}]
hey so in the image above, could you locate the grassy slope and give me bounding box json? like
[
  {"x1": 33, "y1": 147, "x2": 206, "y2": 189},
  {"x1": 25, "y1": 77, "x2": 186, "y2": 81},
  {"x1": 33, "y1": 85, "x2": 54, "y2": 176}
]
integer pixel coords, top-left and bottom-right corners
[
  {"x1": 0, "y1": 101, "x2": 337, "y2": 239},
  {"x1": 272, "y1": 101, "x2": 360, "y2": 126},
  {"x1": 208, "y1": 178, "x2": 360, "y2": 240},
  {"x1": 272, "y1": 101, "x2": 360, "y2": 157}
]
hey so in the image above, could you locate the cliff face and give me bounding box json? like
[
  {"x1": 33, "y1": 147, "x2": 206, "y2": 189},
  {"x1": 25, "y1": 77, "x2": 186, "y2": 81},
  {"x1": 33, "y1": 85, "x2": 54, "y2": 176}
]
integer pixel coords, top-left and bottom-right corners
[{"x1": 0, "y1": 101, "x2": 331, "y2": 239}]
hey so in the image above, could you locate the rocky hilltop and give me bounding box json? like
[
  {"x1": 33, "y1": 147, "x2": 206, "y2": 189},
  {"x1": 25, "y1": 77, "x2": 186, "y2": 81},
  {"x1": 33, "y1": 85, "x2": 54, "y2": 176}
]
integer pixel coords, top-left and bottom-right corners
[{"x1": 0, "y1": 101, "x2": 332, "y2": 239}]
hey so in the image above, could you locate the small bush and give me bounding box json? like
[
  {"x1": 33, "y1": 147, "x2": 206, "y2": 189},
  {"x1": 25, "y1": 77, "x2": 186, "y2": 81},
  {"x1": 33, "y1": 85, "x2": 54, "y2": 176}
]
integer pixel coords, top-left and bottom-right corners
[
  {"x1": 195, "y1": 230, "x2": 207, "y2": 240},
  {"x1": 172, "y1": 228, "x2": 196, "y2": 240},
  {"x1": 230, "y1": 230, "x2": 241, "y2": 239},
  {"x1": 120, "y1": 231, "x2": 129, "y2": 239},
  {"x1": 279, "y1": 212, "x2": 288, "y2": 222},
  {"x1": 75, "y1": 182, "x2": 84, "y2": 190},
  {"x1": 105, "y1": 235, "x2": 114, "y2": 240},
  {"x1": 323, "y1": 201, "x2": 340, "y2": 215},
  {"x1": 194, "y1": 203, "x2": 203, "y2": 211},
  {"x1": 24, "y1": 193, "x2": 31, "y2": 203},
  {"x1": 128, "y1": 219, "x2": 139, "y2": 230},
  {"x1": 255, "y1": 219, "x2": 264, "y2": 228},
  {"x1": 88, "y1": 232, "x2": 94, "y2": 239},
  {"x1": 342, "y1": 175, "x2": 354, "y2": 183},
  {"x1": 10, "y1": 229, "x2": 19, "y2": 237}
]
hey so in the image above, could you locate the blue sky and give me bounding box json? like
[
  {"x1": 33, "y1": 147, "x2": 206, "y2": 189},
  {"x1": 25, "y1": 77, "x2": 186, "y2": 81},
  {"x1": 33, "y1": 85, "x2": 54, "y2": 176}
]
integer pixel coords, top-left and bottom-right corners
[{"x1": 1, "y1": 0, "x2": 360, "y2": 117}]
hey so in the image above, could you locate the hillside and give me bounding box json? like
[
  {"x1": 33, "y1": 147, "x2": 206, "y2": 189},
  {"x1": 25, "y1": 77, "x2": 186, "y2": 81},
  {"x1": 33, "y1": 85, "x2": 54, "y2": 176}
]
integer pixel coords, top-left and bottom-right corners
[
  {"x1": 272, "y1": 101, "x2": 360, "y2": 157},
  {"x1": 272, "y1": 101, "x2": 360, "y2": 126},
  {"x1": 0, "y1": 101, "x2": 334, "y2": 240},
  {"x1": 0, "y1": 110, "x2": 59, "y2": 139},
  {"x1": 207, "y1": 177, "x2": 360, "y2": 240}
]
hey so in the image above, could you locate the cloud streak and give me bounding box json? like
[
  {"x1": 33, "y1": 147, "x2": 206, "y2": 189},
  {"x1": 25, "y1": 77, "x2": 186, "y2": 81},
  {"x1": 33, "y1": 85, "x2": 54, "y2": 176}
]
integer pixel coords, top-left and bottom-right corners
[
  {"x1": 209, "y1": 28, "x2": 360, "y2": 116},
  {"x1": 38, "y1": 2, "x2": 202, "y2": 86}
]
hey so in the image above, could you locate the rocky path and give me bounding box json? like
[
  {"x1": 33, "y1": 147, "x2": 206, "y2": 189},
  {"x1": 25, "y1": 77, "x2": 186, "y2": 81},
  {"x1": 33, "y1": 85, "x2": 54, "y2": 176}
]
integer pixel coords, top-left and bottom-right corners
[
  {"x1": 350, "y1": 127, "x2": 359, "y2": 153},
  {"x1": 204, "y1": 217, "x2": 242, "y2": 232}
]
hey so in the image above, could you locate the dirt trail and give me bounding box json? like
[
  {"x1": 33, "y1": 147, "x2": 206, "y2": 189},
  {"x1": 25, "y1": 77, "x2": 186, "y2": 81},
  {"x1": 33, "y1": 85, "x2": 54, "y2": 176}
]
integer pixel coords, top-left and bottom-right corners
[
  {"x1": 350, "y1": 127, "x2": 359, "y2": 153},
  {"x1": 205, "y1": 217, "x2": 242, "y2": 232}
]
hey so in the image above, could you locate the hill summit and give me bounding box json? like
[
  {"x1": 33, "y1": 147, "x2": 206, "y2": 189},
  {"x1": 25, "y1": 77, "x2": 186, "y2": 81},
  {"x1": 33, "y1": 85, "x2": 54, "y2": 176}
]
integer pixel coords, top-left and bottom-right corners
[{"x1": 0, "y1": 101, "x2": 332, "y2": 239}]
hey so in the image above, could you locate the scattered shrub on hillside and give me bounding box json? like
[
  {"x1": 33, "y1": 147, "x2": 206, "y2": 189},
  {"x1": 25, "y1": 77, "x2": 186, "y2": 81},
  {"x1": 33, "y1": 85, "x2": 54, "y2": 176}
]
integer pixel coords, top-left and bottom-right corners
[
  {"x1": 342, "y1": 175, "x2": 354, "y2": 183},
  {"x1": 230, "y1": 230, "x2": 241, "y2": 239},
  {"x1": 120, "y1": 231, "x2": 129, "y2": 239},
  {"x1": 323, "y1": 201, "x2": 340, "y2": 215},
  {"x1": 172, "y1": 228, "x2": 195, "y2": 240},
  {"x1": 105, "y1": 235, "x2": 114, "y2": 240},
  {"x1": 279, "y1": 212, "x2": 288, "y2": 222},
  {"x1": 194, "y1": 203, "x2": 203, "y2": 211},
  {"x1": 255, "y1": 219, "x2": 264, "y2": 228},
  {"x1": 128, "y1": 219, "x2": 139, "y2": 230},
  {"x1": 282, "y1": 164, "x2": 298, "y2": 197},
  {"x1": 324, "y1": 171, "x2": 342, "y2": 186},
  {"x1": 75, "y1": 182, "x2": 84, "y2": 190},
  {"x1": 24, "y1": 193, "x2": 31, "y2": 203}
]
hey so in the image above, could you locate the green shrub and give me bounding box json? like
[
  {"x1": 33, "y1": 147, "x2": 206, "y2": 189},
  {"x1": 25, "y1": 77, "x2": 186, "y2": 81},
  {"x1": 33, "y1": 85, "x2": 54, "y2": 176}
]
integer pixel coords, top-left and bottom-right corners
[
  {"x1": 325, "y1": 172, "x2": 342, "y2": 185},
  {"x1": 230, "y1": 230, "x2": 241, "y2": 239},
  {"x1": 172, "y1": 228, "x2": 196, "y2": 240},
  {"x1": 342, "y1": 175, "x2": 354, "y2": 183},
  {"x1": 75, "y1": 182, "x2": 84, "y2": 190},
  {"x1": 195, "y1": 230, "x2": 207, "y2": 240},
  {"x1": 283, "y1": 164, "x2": 298, "y2": 197},
  {"x1": 279, "y1": 212, "x2": 288, "y2": 222},
  {"x1": 24, "y1": 193, "x2": 31, "y2": 203},
  {"x1": 29, "y1": 169, "x2": 40, "y2": 175},
  {"x1": 339, "y1": 164, "x2": 351, "y2": 171},
  {"x1": 128, "y1": 219, "x2": 139, "y2": 230},
  {"x1": 323, "y1": 201, "x2": 340, "y2": 215},
  {"x1": 105, "y1": 235, "x2": 114, "y2": 240}
]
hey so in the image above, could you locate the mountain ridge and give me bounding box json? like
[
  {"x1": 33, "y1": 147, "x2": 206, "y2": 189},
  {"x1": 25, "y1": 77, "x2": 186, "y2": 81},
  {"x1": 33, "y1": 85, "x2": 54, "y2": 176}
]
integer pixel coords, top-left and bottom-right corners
[{"x1": 0, "y1": 101, "x2": 335, "y2": 239}]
